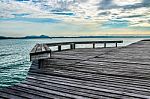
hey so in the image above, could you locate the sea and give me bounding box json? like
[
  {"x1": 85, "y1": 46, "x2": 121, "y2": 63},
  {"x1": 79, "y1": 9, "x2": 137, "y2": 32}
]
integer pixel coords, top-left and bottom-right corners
[{"x1": 0, "y1": 38, "x2": 146, "y2": 87}]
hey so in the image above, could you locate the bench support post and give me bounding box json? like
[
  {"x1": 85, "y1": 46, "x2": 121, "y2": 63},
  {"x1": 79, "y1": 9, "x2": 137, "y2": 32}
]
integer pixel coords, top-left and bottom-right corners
[
  {"x1": 116, "y1": 43, "x2": 118, "y2": 47},
  {"x1": 70, "y1": 43, "x2": 75, "y2": 49},
  {"x1": 38, "y1": 59, "x2": 44, "y2": 69},
  {"x1": 93, "y1": 43, "x2": 95, "y2": 48},
  {"x1": 104, "y1": 43, "x2": 106, "y2": 48},
  {"x1": 72, "y1": 43, "x2": 75, "y2": 49},
  {"x1": 58, "y1": 45, "x2": 61, "y2": 51}
]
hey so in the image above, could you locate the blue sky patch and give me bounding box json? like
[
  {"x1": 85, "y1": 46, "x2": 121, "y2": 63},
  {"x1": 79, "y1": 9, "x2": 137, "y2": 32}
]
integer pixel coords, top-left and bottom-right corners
[
  {"x1": 52, "y1": 12, "x2": 75, "y2": 16},
  {"x1": 12, "y1": 13, "x2": 30, "y2": 17},
  {"x1": 102, "y1": 20, "x2": 129, "y2": 28},
  {"x1": 0, "y1": 17, "x2": 61, "y2": 23},
  {"x1": 0, "y1": 0, "x2": 150, "y2": 36}
]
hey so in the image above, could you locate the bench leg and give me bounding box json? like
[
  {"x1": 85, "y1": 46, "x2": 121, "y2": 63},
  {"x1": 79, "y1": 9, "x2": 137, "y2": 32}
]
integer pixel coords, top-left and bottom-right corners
[
  {"x1": 104, "y1": 43, "x2": 106, "y2": 48},
  {"x1": 38, "y1": 59, "x2": 44, "y2": 69},
  {"x1": 116, "y1": 43, "x2": 118, "y2": 47}
]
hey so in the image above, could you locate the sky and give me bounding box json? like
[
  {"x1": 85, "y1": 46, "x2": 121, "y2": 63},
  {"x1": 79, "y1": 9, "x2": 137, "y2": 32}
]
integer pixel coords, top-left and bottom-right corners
[{"x1": 0, "y1": 0, "x2": 150, "y2": 37}]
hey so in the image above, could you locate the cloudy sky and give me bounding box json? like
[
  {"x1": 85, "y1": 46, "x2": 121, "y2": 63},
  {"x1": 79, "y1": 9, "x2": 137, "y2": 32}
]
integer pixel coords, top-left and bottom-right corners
[{"x1": 0, "y1": 0, "x2": 150, "y2": 37}]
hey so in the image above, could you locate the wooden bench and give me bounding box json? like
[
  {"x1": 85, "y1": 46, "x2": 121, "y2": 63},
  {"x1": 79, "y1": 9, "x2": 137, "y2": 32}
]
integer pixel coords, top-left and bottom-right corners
[
  {"x1": 30, "y1": 41, "x2": 123, "y2": 68},
  {"x1": 46, "y1": 41, "x2": 123, "y2": 51},
  {"x1": 30, "y1": 44, "x2": 51, "y2": 69}
]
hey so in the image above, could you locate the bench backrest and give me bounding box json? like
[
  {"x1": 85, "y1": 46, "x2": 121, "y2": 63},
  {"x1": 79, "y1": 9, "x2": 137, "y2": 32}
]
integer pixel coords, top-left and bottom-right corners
[{"x1": 30, "y1": 44, "x2": 51, "y2": 61}]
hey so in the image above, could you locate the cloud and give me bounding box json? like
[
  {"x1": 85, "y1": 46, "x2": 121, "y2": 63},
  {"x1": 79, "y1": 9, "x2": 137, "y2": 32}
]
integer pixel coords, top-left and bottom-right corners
[
  {"x1": 0, "y1": 0, "x2": 150, "y2": 36},
  {"x1": 98, "y1": 11, "x2": 111, "y2": 16},
  {"x1": 98, "y1": 0, "x2": 117, "y2": 9},
  {"x1": 0, "y1": 17, "x2": 61, "y2": 23},
  {"x1": 116, "y1": 0, "x2": 150, "y2": 9},
  {"x1": 98, "y1": 0, "x2": 150, "y2": 10},
  {"x1": 0, "y1": 20, "x2": 103, "y2": 37},
  {"x1": 143, "y1": 0, "x2": 150, "y2": 4},
  {"x1": 52, "y1": 12, "x2": 75, "y2": 16},
  {"x1": 78, "y1": 0, "x2": 89, "y2": 3},
  {"x1": 101, "y1": 19, "x2": 129, "y2": 28}
]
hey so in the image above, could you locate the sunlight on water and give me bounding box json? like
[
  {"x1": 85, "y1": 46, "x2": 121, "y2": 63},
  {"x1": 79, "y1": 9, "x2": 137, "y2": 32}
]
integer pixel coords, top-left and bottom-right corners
[{"x1": 0, "y1": 38, "x2": 143, "y2": 87}]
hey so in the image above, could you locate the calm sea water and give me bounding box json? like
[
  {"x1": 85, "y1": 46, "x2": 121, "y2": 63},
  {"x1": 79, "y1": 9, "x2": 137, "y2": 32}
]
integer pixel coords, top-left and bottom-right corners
[{"x1": 0, "y1": 38, "x2": 144, "y2": 87}]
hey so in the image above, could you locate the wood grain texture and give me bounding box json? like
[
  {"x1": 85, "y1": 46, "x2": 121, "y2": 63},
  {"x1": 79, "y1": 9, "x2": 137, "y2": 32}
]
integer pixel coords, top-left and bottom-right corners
[
  {"x1": 30, "y1": 44, "x2": 51, "y2": 62},
  {"x1": 1, "y1": 40, "x2": 150, "y2": 99}
]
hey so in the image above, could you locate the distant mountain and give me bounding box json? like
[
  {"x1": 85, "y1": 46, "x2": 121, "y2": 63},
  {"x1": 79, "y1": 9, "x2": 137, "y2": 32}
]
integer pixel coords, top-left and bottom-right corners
[
  {"x1": 1, "y1": 35, "x2": 150, "y2": 39},
  {"x1": 0, "y1": 36, "x2": 7, "y2": 39},
  {"x1": 0, "y1": 35, "x2": 51, "y2": 39},
  {"x1": 24, "y1": 35, "x2": 51, "y2": 39},
  {"x1": 0, "y1": 36, "x2": 17, "y2": 39}
]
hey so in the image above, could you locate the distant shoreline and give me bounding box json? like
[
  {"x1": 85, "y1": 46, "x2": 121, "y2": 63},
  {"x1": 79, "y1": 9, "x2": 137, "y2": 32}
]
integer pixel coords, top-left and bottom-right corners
[
  {"x1": 54, "y1": 36, "x2": 150, "y2": 38},
  {"x1": 1, "y1": 35, "x2": 150, "y2": 40}
]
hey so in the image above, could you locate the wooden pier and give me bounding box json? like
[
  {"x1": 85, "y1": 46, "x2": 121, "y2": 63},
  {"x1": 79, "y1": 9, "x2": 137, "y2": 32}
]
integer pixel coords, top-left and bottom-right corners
[{"x1": 1, "y1": 40, "x2": 150, "y2": 99}]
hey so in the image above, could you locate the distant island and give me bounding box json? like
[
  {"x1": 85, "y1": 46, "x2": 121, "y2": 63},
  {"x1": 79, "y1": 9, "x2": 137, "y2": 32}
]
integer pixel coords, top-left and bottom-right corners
[
  {"x1": 0, "y1": 35, "x2": 51, "y2": 39},
  {"x1": 24, "y1": 35, "x2": 51, "y2": 39},
  {"x1": 1, "y1": 35, "x2": 150, "y2": 39}
]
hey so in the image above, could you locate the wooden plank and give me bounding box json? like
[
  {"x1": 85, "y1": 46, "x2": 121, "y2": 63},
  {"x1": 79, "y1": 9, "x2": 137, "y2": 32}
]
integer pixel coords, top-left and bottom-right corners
[
  {"x1": 27, "y1": 69, "x2": 148, "y2": 91},
  {"x1": 46, "y1": 40, "x2": 123, "y2": 47},
  {"x1": 0, "y1": 91, "x2": 27, "y2": 99},
  {"x1": 30, "y1": 69, "x2": 136, "y2": 85},
  {"x1": 30, "y1": 44, "x2": 51, "y2": 62},
  {"x1": 29, "y1": 68, "x2": 150, "y2": 89},
  {"x1": 43, "y1": 44, "x2": 51, "y2": 51},
  {"x1": 23, "y1": 79, "x2": 116, "y2": 99},
  {"x1": 26, "y1": 75, "x2": 150, "y2": 97},
  {"x1": 18, "y1": 83, "x2": 91, "y2": 99},
  {"x1": 25, "y1": 76, "x2": 150, "y2": 98},
  {"x1": 29, "y1": 72, "x2": 150, "y2": 94},
  {"x1": 0, "y1": 89, "x2": 28, "y2": 99},
  {"x1": 41, "y1": 44, "x2": 46, "y2": 52},
  {"x1": 28, "y1": 72, "x2": 150, "y2": 88},
  {"x1": 3, "y1": 40, "x2": 150, "y2": 98},
  {"x1": 30, "y1": 44, "x2": 39, "y2": 53},
  {"x1": 27, "y1": 71, "x2": 150, "y2": 98},
  {"x1": 0, "y1": 97, "x2": 7, "y2": 99},
  {"x1": 36, "y1": 44, "x2": 42, "y2": 52},
  {"x1": 10, "y1": 85, "x2": 70, "y2": 99},
  {"x1": 44, "y1": 58, "x2": 150, "y2": 73},
  {"x1": 38, "y1": 56, "x2": 150, "y2": 80},
  {"x1": 0, "y1": 87, "x2": 49, "y2": 99}
]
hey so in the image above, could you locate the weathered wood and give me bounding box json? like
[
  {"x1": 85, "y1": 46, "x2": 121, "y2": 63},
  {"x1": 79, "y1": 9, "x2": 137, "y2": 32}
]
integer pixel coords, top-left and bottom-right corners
[
  {"x1": 23, "y1": 79, "x2": 112, "y2": 99},
  {"x1": 0, "y1": 91, "x2": 26, "y2": 99},
  {"x1": 28, "y1": 72, "x2": 150, "y2": 90},
  {"x1": 30, "y1": 44, "x2": 51, "y2": 63},
  {"x1": 30, "y1": 44, "x2": 51, "y2": 69},
  {"x1": 38, "y1": 59, "x2": 44, "y2": 69},
  {"x1": 45, "y1": 40, "x2": 123, "y2": 51},
  {"x1": 73, "y1": 43, "x2": 76, "y2": 49},
  {"x1": 58, "y1": 45, "x2": 61, "y2": 51},
  {"x1": 46, "y1": 40, "x2": 123, "y2": 47},
  {"x1": 30, "y1": 44, "x2": 39, "y2": 53},
  {"x1": 93, "y1": 43, "x2": 95, "y2": 48},
  {"x1": 2, "y1": 40, "x2": 150, "y2": 99},
  {"x1": 70, "y1": 43, "x2": 75, "y2": 50},
  {"x1": 26, "y1": 75, "x2": 150, "y2": 96},
  {"x1": 14, "y1": 85, "x2": 71, "y2": 99},
  {"x1": 21, "y1": 82, "x2": 91, "y2": 99},
  {"x1": 104, "y1": 42, "x2": 106, "y2": 48},
  {"x1": 70, "y1": 43, "x2": 73, "y2": 49}
]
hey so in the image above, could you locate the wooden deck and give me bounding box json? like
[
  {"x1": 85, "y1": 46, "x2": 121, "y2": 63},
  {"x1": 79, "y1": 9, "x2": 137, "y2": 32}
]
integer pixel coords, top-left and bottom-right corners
[{"x1": 1, "y1": 40, "x2": 150, "y2": 99}]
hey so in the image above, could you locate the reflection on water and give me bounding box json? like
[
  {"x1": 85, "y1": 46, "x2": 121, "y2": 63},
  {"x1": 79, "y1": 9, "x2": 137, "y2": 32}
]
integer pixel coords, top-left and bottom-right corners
[{"x1": 0, "y1": 38, "x2": 143, "y2": 87}]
